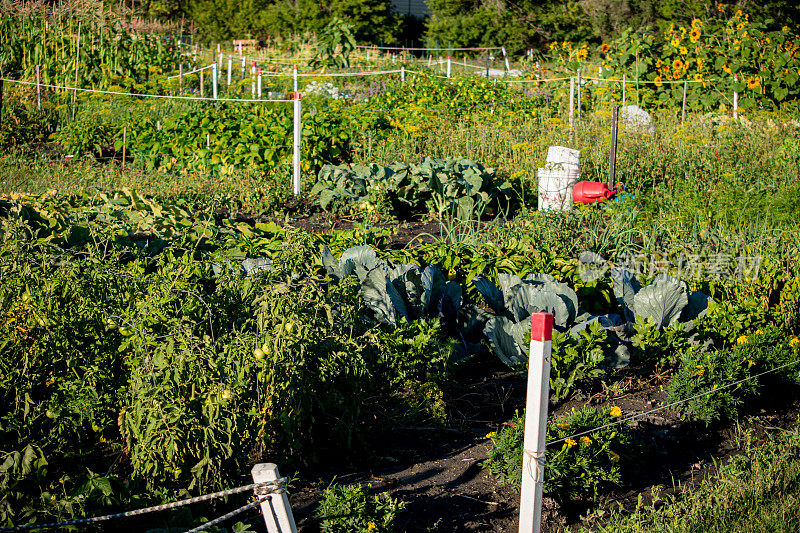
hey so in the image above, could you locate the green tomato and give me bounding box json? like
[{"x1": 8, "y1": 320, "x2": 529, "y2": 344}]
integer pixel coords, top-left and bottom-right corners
[
  {"x1": 261, "y1": 342, "x2": 271, "y2": 354},
  {"x1": 45, "y1": 409, "x2": 58, "y2": 419},
  {"x1": 254, "y1": 348, "x2": 265, "y2": 361},
  {"x1": 221, "y1": 389, "x2": 232, "y2": 401},
  {"x1": 284, "y1": 322, "x2": 297, "y2": 335}
]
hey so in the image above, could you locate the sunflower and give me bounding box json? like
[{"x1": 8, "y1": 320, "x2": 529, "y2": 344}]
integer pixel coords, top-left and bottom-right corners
[
  {"x1": 722, "y1": 63, "x2": 732, "y2": 74},
  {"x1": 747, "y1": 76, "x2": 760, "y2": 89},
  {"x1": 576, "y1": 48, "x2": 588, "y2": 61},
  {"x1": 673, "y1": 70, "x2": 682, "y2": 79},
  {"x1": 737, "y1": 22, "x2": 745, "y2": 30},
  {"x1": 697, "y1": 57, "x2": 705, "y2": 69},
  {"x1": 672, "y1": 59, "x2": 684, "y2": 70},
  {"x1": 680, "y1": 26, "x2": 687, "y2": 39},
  {"x1": 654, "y1": 76, "x2": 663, "y2": 87},
  {"x1": 689, "y1": 29, "x2": 701, "y2": 42},
  {"x1": 600, "y1": 43, "x2": 610, "y2": 53},
  {"x1": 692, "y1": 18, "x2": 703, "y2": 29},
  {"x1": 680, "y1": 46, "x2": 689, "y2": 55},
  {"x1": 671, "y1": 38, "x2": 680, "y2": 47}
]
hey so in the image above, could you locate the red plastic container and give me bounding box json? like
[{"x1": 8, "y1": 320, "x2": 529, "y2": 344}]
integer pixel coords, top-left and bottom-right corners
[{"x1": 573, "y1": 181, "x2": 617, "y2": 204}]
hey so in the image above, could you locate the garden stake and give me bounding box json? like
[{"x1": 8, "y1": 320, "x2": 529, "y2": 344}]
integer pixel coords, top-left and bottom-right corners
[
  {"x1": 36, "y1": 65, "x2": 41, "y2": 109},
  {"x1": 519, "y1": 313, "x2": 553, "y2": 533},
  {"x1": 577, "y1": 69, "x2": 582, "y2": 124},
  {"x1": 212, "y1": 62, "x2": 218, "y2": 99},
  {"x1": 569, "y1": 77, "x2": 575, "y2": 141},
  {"x1": 200, "y1": 70, "x2": 204, "y2": 98},
  {"x1": 622, "y1": 74, "x2": 626, "y2": 106},
  {"x1": 179, "y1": 64, "x2": 183, "y2": 94},
  {"x1": 292, "y1": 91, "x2": 301, "y2": 196},
  {"x1": 608, "y1": 106, "x2": 619, "y2": 189},
  {"x1": 681, "y1": 80, "x2": 688, "y2": 122},
  {"x1": 252, "y1": 463, "x2": 297, "y2": 533},
  {"x1": 733, "y1": 74, "x2": 739, "y2": 119},
  {"x1": 122, "y1": 126, "x2": 126, "y2": 170},
  {"x1": 447, "y1": 56, "x2": 451, "y2": 78},
  {"x1": 227, "y1": 55, "x2": 232, "y2": 86}
]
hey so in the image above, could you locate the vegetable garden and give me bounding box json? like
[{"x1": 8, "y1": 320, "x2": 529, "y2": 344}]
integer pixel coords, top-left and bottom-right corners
[{"x1": 2, "y1": 5, "x2": 800, "y2": 533}]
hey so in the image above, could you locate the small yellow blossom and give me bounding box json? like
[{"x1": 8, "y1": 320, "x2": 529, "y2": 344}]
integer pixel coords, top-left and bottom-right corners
[
  {"x1": 485, "y1": 431, "x2": 496, "y2": 440},
  {"x1": 737, "y1": 335, "x2": 749, "y2": 345},
  {"x1": 609, "y1": 406, "x2": 623, "y2": 417},
  {"x1": 789, "y1": 336, "x2": 799, "y2": 347},
  {"x1": 556, "y1": 423, "x2": 569, "y2": 429},
  {"x1": 580, "y1": 436, "x2": 592, "y2": 446},
  {"x1": 748, "y1": 360, "x2": 755, "y2": 367},
  {"x1": 367, "y1": 522, "x2": 377, "y2": 531},
  {"x1": 565, "y1": 438, "x2": 577, "y2": 447}
]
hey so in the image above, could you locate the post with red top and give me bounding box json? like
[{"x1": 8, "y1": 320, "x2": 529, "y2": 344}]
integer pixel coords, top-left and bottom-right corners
[
  {"x1": 519, "y1": 312, "x2": 553, "y2": 533},
  {"x1": 292, "y1": 91, "x2": 301, "y2": 196},
  {"x1": 446, "y1": 56, "x2": 451, "y2": 78},
  {"x1": 733, "y1": 74, "x2": 739, "y2": 119},
  {"x1": 293, "y1": 65, "x2": 298, "y2": 95}
]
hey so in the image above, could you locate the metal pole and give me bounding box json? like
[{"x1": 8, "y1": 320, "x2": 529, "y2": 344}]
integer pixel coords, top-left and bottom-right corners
[
  {"x1": 622, "y1": 74, "x2": 626, "y2": 107},
  {"x1": 733, "y1": 75, "x2": 739, "y2": 119},
  {"x1": 212, "y1": 62, "x2": 218, "y2": 99},
  {"x1": 502, "y1": 46, "x2": 510, "y2": 74},
  {"x1": 608, "y1": 106, "x2": 619, "y2": 190},
  {"x1": 227, "y1": 55, "x2": 232, "y2": 86},
  {"x1": 401, "y1": 66, "x2": 405, "y2": 84},
  {"x1": 446, "y1": 56, "x2": 451, "y2": 78},
  {"x1": 577, "y1": 69, "x2": 582, "y2": 124},
  {"x1": 569, "y1": 77, "x2": 575, "y2": 140},
  {"x1": 293, "y1": 65, "x2": 298, "y2": 95},
  {"x1": 518, "y1": 313, "x2": 553, "y2": 533}
]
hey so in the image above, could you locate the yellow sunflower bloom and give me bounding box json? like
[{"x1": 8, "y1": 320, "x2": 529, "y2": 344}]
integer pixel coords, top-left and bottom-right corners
[
  {"x1": 692, "y1": 18, "x2": 703, "y2": 29},
  {"x1": 789, "y1": 336, "x2": 799, "y2": 347},
  {"x1": 672, "y1": 59, "x2": 684, "y2": 70},
  {"x1": 609, "y1": 406, "x2": 623, "y2": 417},
  {"x1": 656, "y1": 59, "x2": 663, "y2": 68},
  {"x1": 600, "y1": 43, "x2": 610, "y2": 53},
  {"x1": 680, "y1": 46, "x2": 689, "y2": 55},
  {"x1": 697, "y1": 57, "x2": 705, "y2": 69},
  {"x1": 747, "y1": 76, "x2": 760, "y2": 89},
  {"x1": 671, "y1": 38, "x2": 680, "y2": 47},
  {"x1": 689, "y1": 29, "x2": 701, "y2": 42},
  {"x1": 722, "y1": 64, "x2": 732, "y2": 74},
  {"x1": 654, "y1": 76, "x2": 664, "y2": 87}
]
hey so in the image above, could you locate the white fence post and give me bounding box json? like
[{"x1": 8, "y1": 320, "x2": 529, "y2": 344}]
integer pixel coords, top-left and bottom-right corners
[
  {"x1": 622, "y1": 74, "x2": 626, "y2": 107},
  {"x1": 293, "y1": 92, "x2": 302, "y2": 196},
  {"x1": 257, "y1": 68, "x2": 262, "y2": 98},
  {"x1": 36, "y1": 65, "x2": 41, "y2": 109},
  {"x1": 446, "y1": 56, "x2": 451, "y2": 78},
  {"x1": 212, "y1": 62, "x2": 218, "y2": 99},
  {"x1": 518, "y1": 312, "x2": 553, "y2": 533},
  {"x1": 252, "y1": 463, "x2": 297, "y2": 533},
  {"x1": 576, "y1": 68, "x2": 581, "y2": 124},
  {"x1": 502, "y1": 46, "x2": 510, "y2": 74},
  {"x1": 251, "y1": 62, "x2": 256, "y2": 95},
  {"x1": 293, "y1": 65, "x2": 298, "y2": 95},
  {"x1": 227, "y1": 55, "x2": 232, "y2": 86},
  {"x1": 733, "y1": 74, "x2": 739, "y2": 119},
  {"x1": 568, "y1": 77, "x2": 575, "y2": 137},
  {"x1": 401, "y1": 66, "x2": 405, "y2": 84}
]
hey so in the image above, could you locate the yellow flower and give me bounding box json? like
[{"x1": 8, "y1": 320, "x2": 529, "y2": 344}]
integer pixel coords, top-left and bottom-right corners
[
  {"x1": 672, "y1": 59, "x2": 684, "y2": 70},
  {"x1": 485, "y1": 431, "x2": 496, "y2": 439},
  {"x1": 748, "y1": 360, "x2": 755, "y2": 367},
  {"x1": 656, "y1": 59, "x2": 663, "y2": 68},
  {"x1": 672, "y1": 69, "x2": 682, "y2": 80},
  {"x1": 556, "y1": 423, "x2": 570, "y2": 429},
  {"x1": 447, "y1": 268, "x2": 457, "y2": 280},
  {"x1": 689, "y1": 29, "x2": 701, "y2": 42},
  {"x1": 576, "y1": 48, "x2": 588, "y2": 61},
  {"x1": 671, "y1": 38, "x2": 680, "y2": 47},
  {"x1": 692, "y1": 18, "x2": 703, "y2": 30},
  {"x1": 755, "y1": 329, "x2": 763, "y2": 334},
  {"x1": 718, "y1": 4, "x2": 725, "y2": 12},
  {"x1": 580, "y1": 436, "x2": 592, "y2": 446},
  {"x1": 737, "y1": 335, "x2": 749, "y2": 344},
  {"x1": 722, "y1": 64, "x2": 732, "y2": 75},
  {"x1": 697, "y1": 57, "x2": 705, "y2": 69},
  {"x1": 600, "y1": 43, "x2": 610, "y2": 53},
  {"x1": 746, "y1": 76, "x2": 760, "y2": 90},
  {"x1": 565, "y1": 438, "x2": 577, "y2": 447},
  {"x1": 680, "y1": 26, "x2": 687, "y2": 39},
  {"x1": 783, "y1": 26, "x2": 791, "y2": 33},
  {"x1": 609, "y1": 406, "x2": 623, "y2": 417},
  {"x1": 789, "y1": 336, "x2": 799, "y2": 347},
  {"x1": 695, "y1": 365, "x2": 705, "y2": 376},
  {"x1": 367, "y1": 522, "x2": 377, "y2": 531},
  {"x1": 654, "y1": 76, "x2": 663, "y2": 87},
  {"x1": 680, "y1": 46, "x2": 689, "y2": 55},
  {"x1": 737, "y1": 22, "x2": 746, "y2": 30}
]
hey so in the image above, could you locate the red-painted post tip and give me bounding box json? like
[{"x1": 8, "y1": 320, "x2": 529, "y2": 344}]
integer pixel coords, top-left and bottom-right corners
[{"x1": 531, "y1": 313, "x2": 553, "y2": 342}]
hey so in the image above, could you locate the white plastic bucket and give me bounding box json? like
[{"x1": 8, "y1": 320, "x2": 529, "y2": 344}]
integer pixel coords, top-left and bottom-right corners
[
  {"x1": 546, "y1": 146, "x2": 580, "y2": 166},
  {"x1": 538, "y1": 166, "x2": 578, "y2": 211},
  {"x1": 538, "y1": 146, "x2": 580, "y2": 211}
]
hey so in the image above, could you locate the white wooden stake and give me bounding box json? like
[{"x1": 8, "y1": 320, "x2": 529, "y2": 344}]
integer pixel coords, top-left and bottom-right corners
[
  {"x1": 227, "y1": 55, "x2": 232, "y2": 86},
  {"x1": 251, "y1": 463, "x2": 297, "y2": 533},
  {"x1": 238, "y1": 42, "x2": 242, "y2": 54},
  {"x1": 622, "y1": 74, "x2": 626, "y2": 106},
  {"x1": 257, "y1": 68, "x2": 262, "y2": 98},
  {"x1": 212, "y1": 62, "x2": 218, "y2": 99},
  {"x1": 733, "y1": 74, "x2": 739, "y2": 119},
  {"x1": 577, "y1": 69, "x2": 582, "y2": 124},
  {"x1": 293, "y1": 65, "x2": 298, "y2": 95},
  {"x1": 218, "y1": 51, "x2": 223, "y2": 79},
  {"x1": 36, "y1": 65, "x2": 41, "y2": 109},
  {"x1": 446, "y1": 56, "x2": 451, "y2": 78},
  {"x1": 518, "y1": 313, "x2": 553, "y2": 533},
  {"x1": 292, "y1": 92, "x2": 301, "y2": 196},
  {"x1": 569, "y1": 77, "x2": 575, "y2": 136},
  {"x1": 401, "y1": 66, "x2": 405, "y2": 84},
  {"x1": 179, "y1": 64, "x2": 183, "y2": 94},
  {"x1": 502, "y1": 46, "x2": 510, "y2": 74},
  {"x1": 251, "y1": 62, "x2": 256, "y2": 95},
  {"x1": 366, "y1": 48, "x2": 370, "y2": 62},
  {"x1": 241, "y1": 56, "x2": 246, "y2": 80}
]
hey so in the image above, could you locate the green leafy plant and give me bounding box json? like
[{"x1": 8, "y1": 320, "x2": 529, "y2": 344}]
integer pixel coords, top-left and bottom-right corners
[
  {"x1": 485, "y1": 406, "x2": 632, "y2": 501},
  {"x1": 316, "y1": 483, "x2": 406, "y2": 533},
  {"x1": 310, "y1": 17, "x2": 357, "y2": 70}
]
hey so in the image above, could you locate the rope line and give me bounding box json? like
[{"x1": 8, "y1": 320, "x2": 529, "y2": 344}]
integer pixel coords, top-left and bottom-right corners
[
  {"x1": 0, "y1": 78, "x2": 288, "y2": 103},
  {"x1": 164, "y1": 64, "x2": 213, "y2": 80},
  {"x1": 183, "y1": 497, "x2": 268, "y2": 533},
  {"x1": 545, "y1": 358, "x2": 800, "y2": 448},
  {"x1": 0, "y1": 480, "x2": 285, "y2": 531},
  {"x1": 357, "y1": 45, "x2": 502, "y2": 51}
]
